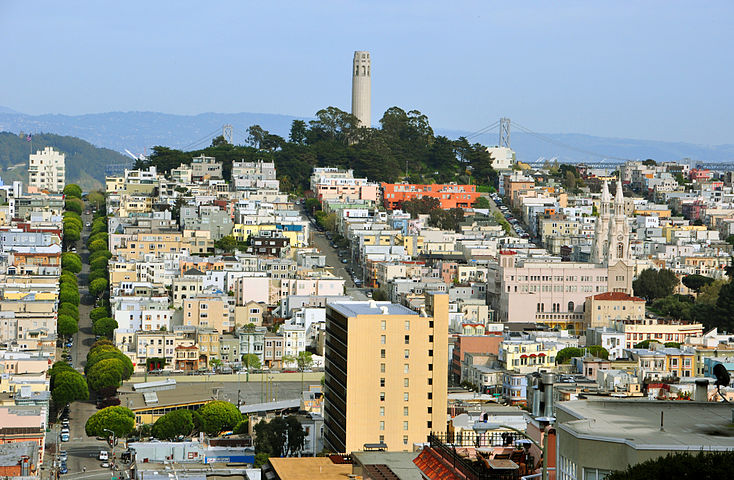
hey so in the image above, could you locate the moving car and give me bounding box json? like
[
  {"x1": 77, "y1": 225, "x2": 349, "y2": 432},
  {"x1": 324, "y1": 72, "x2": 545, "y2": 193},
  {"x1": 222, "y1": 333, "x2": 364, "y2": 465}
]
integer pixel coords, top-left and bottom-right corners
[{"x1": 99, "y1": 450, "x2": 109, "y2": 461}]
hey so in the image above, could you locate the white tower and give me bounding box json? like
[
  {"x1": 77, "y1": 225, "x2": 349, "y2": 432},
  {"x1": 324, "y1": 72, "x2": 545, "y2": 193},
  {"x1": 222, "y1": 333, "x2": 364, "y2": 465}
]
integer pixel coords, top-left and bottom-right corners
[
  {"x1": 351, "y1": 51, "x2": 371, "y2": 127},
  {"x1": 607, "y1": 180, "x2": 630, "y2": 264},
  {"x1": 591, "y1": 181, "x2": 611, "y2": 264}
]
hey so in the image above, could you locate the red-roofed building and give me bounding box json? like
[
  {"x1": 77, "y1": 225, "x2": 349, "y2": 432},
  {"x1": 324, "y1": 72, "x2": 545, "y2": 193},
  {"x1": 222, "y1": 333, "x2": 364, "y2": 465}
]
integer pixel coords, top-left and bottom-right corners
[{"x1": 583, "y1": 291, "x2": 646, "y2": 330}]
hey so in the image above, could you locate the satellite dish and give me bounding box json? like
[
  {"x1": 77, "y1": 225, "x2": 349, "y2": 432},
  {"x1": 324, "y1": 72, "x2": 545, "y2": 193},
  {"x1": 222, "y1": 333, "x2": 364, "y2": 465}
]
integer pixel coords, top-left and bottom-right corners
[{"x1": 714, "y1": 363, "x2": 730, "y2": 387}]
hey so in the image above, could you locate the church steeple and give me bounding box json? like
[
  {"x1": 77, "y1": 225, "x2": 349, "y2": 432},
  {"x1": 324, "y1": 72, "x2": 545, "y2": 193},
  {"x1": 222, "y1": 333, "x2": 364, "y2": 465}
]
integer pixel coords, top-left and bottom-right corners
[{"x1": 592, "y1": 179, "x2": 629, "y2": 265}]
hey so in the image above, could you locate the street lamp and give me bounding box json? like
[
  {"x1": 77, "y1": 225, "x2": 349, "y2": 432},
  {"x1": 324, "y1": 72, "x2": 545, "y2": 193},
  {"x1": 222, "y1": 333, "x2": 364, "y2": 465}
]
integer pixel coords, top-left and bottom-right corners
[
  {"x1": 102, "y1": 428, "x2": 117, "y2": 473},
  {"x1": 472, "y1": 422, "x2": 549, "y2": 480}
]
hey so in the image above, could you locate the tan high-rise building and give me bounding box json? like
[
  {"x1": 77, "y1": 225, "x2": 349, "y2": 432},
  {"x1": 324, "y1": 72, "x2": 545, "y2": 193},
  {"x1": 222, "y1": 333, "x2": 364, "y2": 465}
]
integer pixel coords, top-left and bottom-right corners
[
  {"x1": 351, "y1": 51, "x2": 371, "y2": 127},
  {"x1": 324, "y1": 292, "x2": 448, "y2": 453}
]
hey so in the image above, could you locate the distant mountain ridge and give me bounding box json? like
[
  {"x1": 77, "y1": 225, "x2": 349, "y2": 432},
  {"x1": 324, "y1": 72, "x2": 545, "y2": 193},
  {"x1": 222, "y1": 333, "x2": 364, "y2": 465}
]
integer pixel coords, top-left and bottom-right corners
[{"x1": 1, "y1": 108, "x2": 732, "y2": 167}]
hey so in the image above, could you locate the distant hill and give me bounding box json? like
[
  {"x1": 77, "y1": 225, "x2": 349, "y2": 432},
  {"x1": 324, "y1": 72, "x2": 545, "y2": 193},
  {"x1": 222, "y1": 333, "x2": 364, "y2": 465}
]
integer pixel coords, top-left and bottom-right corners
[
  {"x1": 1, "y1": 108, "x2": 733, "y2": 167},
  {"x1": 0, "y1": 132, "x2": 130, "y2": 190}
]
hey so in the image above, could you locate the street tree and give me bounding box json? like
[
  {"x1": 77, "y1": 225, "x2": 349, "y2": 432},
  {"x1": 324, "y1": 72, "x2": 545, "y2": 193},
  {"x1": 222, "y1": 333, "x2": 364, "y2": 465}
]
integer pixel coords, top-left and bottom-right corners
[
  {"x1": 64, "y1": 198, "x2": 84, "y2": 215},
  {"x1": 61, "y1": 253, "x2": 82, "y2": 273},
  {"x1": 241, "y1": 353, "x2": 261, "y2": 372},
  {"x1": 92, "y1": 317, "x2": 118, "y2": 338},
  {"x1": 197, "y1": 400, "x2": 242, "y2": 436},
  {"x1": 87, "y1": 191, "x2": 105, "y2": 209},
  {"x1": 57, "y1": 315, "x2": 79, "y2": 337},
  {"x1": 58, "y1": 303, "x2": 79, "y2": 320},
  {"x1": 87, "y1": 347, "x2": 133, "y2": 379},
  {"x1": 90, "y1": 307, "x2": 109, "y2": 322},
  {"x1": 89, "y1": 278, "x2": 109, "y2": 297},
  {"x1": 63, "y1": 184, "x2": 83, "y2": 198},
  {"x1": 85, "y1": 406, "x2": 135, "y2": 438},
  {"x1": 59, "y1": 288, "x2": 80, "y2": 306},
  {"x1": 152, "y1": 410, "x2": 194, "y2": 440},
  {"x1": 88, "y1": 239, "x2": 107, "y2": 252},
  {"x1": 87, "y1": 358, "x2": 124, "y2": 392},
  {"x1": 52, "y1": 370, "x2": 89, "y2": 406}
]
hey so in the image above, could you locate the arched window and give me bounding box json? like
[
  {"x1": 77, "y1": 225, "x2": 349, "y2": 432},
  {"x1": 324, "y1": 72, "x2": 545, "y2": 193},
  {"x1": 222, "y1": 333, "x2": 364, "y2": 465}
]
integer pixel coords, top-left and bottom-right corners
[
  {"x1": 355, "y1": 66, "x2": 360, "y2": 76},
  {"x1": 568, "y1": 301, "x2": 575, "y2": 312},
  {"x1": 617, "y1": 243, "x2": 623, "y2": 259},
  {"x1": 540, "y1": 303, "x2": 545, "y2": 312},
  {"x1": 537, "y1": 303, "x2": 541, "y2": 313},
  {"x1": 362, "y1": 65, "x2": 366, "y2": 75}
]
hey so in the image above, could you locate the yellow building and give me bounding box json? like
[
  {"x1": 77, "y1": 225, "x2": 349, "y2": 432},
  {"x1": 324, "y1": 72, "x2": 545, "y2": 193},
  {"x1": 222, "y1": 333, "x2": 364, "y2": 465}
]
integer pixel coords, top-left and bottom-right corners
[
  {"x1": 395, "y1": 234, "x2": 424, "y2": 257},
  {"x1": 499, "y1": 340, "x2": 560, "y2": 374},
  {"x1": 324, "y1": 293, "x2": 448, "y2": 453},
  {"x1": 662, "y1": 224, "x2": 707, "y2": 243},
  {"x1": 633, "y1": 207, "x2": 671, "y2": 218},
  {"x1": 583, "y1": 292, "x2": 646, "y2": 330}
]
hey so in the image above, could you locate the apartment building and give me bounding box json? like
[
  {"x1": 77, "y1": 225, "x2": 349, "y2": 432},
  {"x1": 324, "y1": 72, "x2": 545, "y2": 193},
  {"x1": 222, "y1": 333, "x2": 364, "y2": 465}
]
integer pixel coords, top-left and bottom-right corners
[
  {"x1": 191, "y1": 155, "x2": 222, "y2": 181},
  {"x1": 583, "y1": 291, "x2": 645, "y2": 330},
  {"x1": 324, "y1": 293, "x2": 448, "y2": 453},
  {"x1": 381, "y1": 183, "x2": 480, "y2": 210},
  {"x1": 183, "y1": 294, "x2": 232, "y2": 332},
  {"x1": 28, "y1": 147, "x2": 65, "y2": 193}
]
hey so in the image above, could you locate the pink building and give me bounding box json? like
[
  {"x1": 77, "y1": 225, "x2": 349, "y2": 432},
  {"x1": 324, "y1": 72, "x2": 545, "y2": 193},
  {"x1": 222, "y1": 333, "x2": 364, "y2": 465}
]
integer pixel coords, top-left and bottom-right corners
[
  {"x1": 487, "y1": 251, "x2": 633, "y2": 330},
  {"x1": 315, "y1": 178, "x2": 379, "y2": 203}
]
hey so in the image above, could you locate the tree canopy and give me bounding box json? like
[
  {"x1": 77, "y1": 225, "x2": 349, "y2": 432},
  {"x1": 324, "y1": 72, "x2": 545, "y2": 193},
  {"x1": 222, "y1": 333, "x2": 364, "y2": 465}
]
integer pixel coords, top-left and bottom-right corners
[
  {"x1": 682, "y1": 274, "x2": 714, "y2": 292},
  {"x1": 556, "y1": 347, "x2": 583, "y2": 364},
  {"x1": 85, "y1": 406, "x2": 135, "y2": 438},
  {"x1": 254, "y1": 416, "x2": 305, "y2": 458},
  {"x1": 57, "y1": 314, "x2": 79, "y2": 337},
  {"x1": 197, "y1": 400, "x2": 242, "y2": 436},
  {"x1": 51, "y1": 370, "x2": 89, "y2": 406},
  {"x1": 92, "y1": 317, "x2": 118, "y2": 338},
  {"x1": 607, "y1": 450, "x2": 734, "y2": 480},
  {"x1": 152, "y1": 410, "x2": 194, "y2": 440},
  {"x1": 63, "y1": 184, "x2": 83, "y2": 198},
  {"x1": 633, "y1": 268, "x2": 679, "y2": 302}
]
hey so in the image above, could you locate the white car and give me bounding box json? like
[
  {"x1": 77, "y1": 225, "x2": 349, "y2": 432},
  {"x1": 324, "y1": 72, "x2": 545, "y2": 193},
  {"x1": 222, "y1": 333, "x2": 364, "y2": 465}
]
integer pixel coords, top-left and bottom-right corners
[{"x1": 99, "y1": 450, "x2": 109, "y2": 461}]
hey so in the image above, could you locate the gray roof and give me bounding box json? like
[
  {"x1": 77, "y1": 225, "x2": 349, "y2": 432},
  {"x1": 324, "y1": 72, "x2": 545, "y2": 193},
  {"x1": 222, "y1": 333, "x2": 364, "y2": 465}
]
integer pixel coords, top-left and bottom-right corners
[
  {"x1": 239, "y1": 398, "x2": 299, "y2": 414},
  {"x1": 0, "y1": 441, "x2": 38, "y2": 466},
  {"x1": 558, "y1": 399, "x2": 734, "y2": 449},
  {"x1": 327, "y1": 301, "x2": 417, "y2": 318}
]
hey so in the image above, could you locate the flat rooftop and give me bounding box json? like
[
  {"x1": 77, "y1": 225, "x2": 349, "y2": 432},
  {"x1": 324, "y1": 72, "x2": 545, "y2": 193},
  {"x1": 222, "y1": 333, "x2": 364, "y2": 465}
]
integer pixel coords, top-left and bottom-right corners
[
  {"x1": 352, "y1": 451, "x2": 422, "y2": 480},
  {"x1": 328, "y1": 301, "x2": 417, "y2": 318},
  {"x1": 119, "y1": 383, "x2": 216, "y2": 411},
  {"x1": 558, "y1": 399, "x2": 734, "y2": 449},
  {"x1": 268, "y1": 457, "x2": 352, "y2": 479}
]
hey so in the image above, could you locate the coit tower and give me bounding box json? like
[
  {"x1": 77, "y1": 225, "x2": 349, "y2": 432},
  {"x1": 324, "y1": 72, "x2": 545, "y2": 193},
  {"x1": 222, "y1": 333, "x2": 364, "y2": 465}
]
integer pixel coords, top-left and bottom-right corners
[{"x1": 351, "y1": 51, "x2": 371, "y2": 127}]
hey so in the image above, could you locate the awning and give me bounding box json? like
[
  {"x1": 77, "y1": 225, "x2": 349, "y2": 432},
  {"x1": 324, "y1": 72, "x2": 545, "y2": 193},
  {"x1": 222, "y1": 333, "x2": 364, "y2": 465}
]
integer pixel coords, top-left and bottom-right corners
[
  {"x1": 520, "y1": 355, "x2": 528, "y2": 358},
  {"x1": 529, "y1": 354, "x2": 537, "y2": 357},
  {"x1": 538, "y1": 353, "x2": 546, "y2": 357}
]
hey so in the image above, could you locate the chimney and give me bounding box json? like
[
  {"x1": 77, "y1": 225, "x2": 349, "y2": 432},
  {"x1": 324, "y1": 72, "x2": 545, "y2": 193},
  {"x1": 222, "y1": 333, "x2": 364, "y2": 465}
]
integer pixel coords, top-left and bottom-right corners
[
  {"x1": 695, "y1": 379, "x2": 709, "y2": 402},
  {"x1": 541, "y1": 372, "x2": 554, "y2": 417}
]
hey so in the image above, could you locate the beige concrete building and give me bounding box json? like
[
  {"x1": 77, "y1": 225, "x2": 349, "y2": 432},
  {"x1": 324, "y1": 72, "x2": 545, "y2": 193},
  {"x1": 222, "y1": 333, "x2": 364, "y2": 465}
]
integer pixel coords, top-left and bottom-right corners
[
  {"x1": 324, "y1": 293, "x2": 448, "y2": 453},
  {"x1": 28, "y1": 147, "x2": 65, "y2": 193},
  {"x1": 583, "y1": 291, "x2": 645, "y2": 330},
  {"x1": 183, "y1": 295, "x2": 232, "y2": 332}
]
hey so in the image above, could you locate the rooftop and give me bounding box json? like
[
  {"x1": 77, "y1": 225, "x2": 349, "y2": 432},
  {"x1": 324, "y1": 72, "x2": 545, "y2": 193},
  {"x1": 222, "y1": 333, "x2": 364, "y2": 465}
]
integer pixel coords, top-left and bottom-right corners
[
  {"x1": 591, "y1": 292, "x2": 645, "y2": 302},
  {"x1": 119, "y1": 383, "x2": 215, "y2": 411},
  {"x1": 327, "y1": 300, "x2": 417, "y2": 318},
  {"x1": 558, "y1": 399, "x2": 734, "y2": 449},
  {"x1": 267, "y1": 457, "x2": 352, "y2": 480}
]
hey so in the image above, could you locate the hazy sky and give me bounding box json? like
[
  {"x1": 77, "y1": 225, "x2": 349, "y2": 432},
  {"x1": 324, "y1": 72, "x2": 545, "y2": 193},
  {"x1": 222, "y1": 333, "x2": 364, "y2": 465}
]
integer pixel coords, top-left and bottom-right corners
[{"x1": 2, "y1": 1, "x2": 732, "y2": 144}]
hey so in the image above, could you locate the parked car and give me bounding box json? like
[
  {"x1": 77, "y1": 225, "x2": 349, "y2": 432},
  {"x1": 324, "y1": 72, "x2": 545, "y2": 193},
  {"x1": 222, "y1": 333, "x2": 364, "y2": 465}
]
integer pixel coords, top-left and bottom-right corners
[
  {"x1": 60, "y1": 432, "x2": 69, "y2": 442},
  {"x1": 59, "y1": 464, "x2": 68, "y2": 474},
  {"x1": 59, "y1": 451, "x2": 68, "y2": 462}
]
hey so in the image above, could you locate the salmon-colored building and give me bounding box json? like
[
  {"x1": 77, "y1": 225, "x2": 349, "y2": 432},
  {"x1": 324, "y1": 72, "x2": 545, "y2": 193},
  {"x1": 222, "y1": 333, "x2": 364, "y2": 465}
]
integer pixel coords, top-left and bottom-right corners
[{"x1": 381, "y1": 183, "x2": 480, "y2": 210}]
